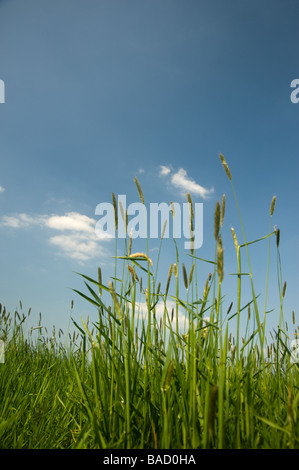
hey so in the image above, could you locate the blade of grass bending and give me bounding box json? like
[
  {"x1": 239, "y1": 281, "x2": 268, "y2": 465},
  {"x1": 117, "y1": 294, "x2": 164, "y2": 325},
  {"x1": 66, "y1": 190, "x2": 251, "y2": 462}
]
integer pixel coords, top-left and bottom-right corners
[
  {"x1": 239, "y1": 232, "x2": 275, "y2": 248},
  {"x1": 227, "y1": 295, "x2": 261, "y2": 321},
  {"x1": 72, "y1": 288, "x2": 121, "y2": 326},
  {"x1": 187, "y1": 253, "x2": 217, "y2": 265}
]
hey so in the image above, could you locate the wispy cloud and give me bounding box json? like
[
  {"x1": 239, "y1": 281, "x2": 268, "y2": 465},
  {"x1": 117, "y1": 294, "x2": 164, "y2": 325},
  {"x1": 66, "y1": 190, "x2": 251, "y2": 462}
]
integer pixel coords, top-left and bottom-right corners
[
  {"x1": 159, "y1": 165, "x2": 171, "y2": 176},
  {"x1": 0, "y1": 186, "x2": 5, "y2": 193},
  {"x1": 0, "y1": 213, "x2": 42, "y2": 228},
  {"x1": 171, "y1": 168, "x2": 214, "y2": 199},
  {"x1": 48, "y1": 233, "x2": 104, "y2": 262},
  {"x1": 159, "y1": 165, "x2": 213, "y2": 199},
  {"x1": 0, "y1": 211, "x2": 112, "y2": 262}
]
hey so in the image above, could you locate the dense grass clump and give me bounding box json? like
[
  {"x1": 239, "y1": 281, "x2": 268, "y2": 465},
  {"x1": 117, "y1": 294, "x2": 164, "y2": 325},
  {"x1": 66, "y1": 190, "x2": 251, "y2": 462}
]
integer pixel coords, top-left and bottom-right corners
[{"x1": 0, "y1": 154, "x2": 298, "y2": 449}]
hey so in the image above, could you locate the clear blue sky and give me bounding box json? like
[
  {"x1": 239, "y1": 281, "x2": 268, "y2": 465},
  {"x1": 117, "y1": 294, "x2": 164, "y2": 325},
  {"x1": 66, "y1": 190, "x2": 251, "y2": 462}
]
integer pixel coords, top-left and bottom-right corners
[{"x1": 0, "y1": 0, "x2": 298, "y2": 342}]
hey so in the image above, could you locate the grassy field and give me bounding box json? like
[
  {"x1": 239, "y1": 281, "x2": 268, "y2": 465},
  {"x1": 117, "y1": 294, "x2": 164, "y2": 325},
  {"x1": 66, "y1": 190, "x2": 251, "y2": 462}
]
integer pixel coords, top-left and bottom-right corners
[{"x1": 0, "y1": 154, "x2": 298, "y2": 449}]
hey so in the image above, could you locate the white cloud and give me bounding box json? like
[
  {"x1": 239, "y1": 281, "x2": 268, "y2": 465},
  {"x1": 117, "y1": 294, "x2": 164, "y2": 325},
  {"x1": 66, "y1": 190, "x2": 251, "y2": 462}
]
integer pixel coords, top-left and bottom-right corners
[
  {"x1": 159, "y1": 165, "x2": 171, "y2": 176},
  {"x1": 49, "y1": 233, "x2": 104, "y2": 262},
  {"x1": 158, "y1": 165, "x2": 213, "y2": 199},
  {"x1": 45, "y1": 212, "x2": 95, "y2": 233},
  {"x1": 0, "y1": 211, "x2": 112, "y2": 262},
  {"x1": 0, "y1": 213, "x2": 42, "y2": 228},
  {"x1": 171, "y1": 168, "x2": 214, "y2": 199},
  {"x1": 135, "y1": 300, "x2": 188, "y2": 331},
  {"x1": 0, "y1": 186, "x2": 5, "y2": 193}
]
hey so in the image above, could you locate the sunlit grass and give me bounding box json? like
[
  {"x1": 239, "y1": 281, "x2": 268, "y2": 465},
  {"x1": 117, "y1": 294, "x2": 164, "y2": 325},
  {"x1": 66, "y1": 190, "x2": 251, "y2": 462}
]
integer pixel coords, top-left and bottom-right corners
[{"x1": 0, "y1": 154, "x2": 298, "y2": 449}]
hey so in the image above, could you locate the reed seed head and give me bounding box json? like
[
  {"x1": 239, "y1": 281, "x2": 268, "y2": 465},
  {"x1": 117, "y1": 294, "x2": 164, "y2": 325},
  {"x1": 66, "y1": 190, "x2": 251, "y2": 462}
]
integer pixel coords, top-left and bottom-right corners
[
  {"x1": 203, "y1": 277, "x2": 210, "y2": 300},
  {"x1": 112, "y1": 192, "x2": 118, "y2": 231},
  {"x1": 275, "y1": 226, "x2": 280, "y2": 247},
  {"x1": 186, "y1": 192, "x2": 194, "y2": 233},
  {"x1": 217, "y1": 236, "x2": 224, "y2": 283},
  {"x1": 128, "y1": 264, "x2": 138, "y2": 282},
  {"x1": 270, "y1": 195, "x2": 276, "y2": 216},
  {"x1": 170, "y1": 201, "x2": 175, "y2": 218},
  {"x1": 227, "y1": 301, "x2": 233, "y2": 315},
  {"x1": 161, "y1": 218, "x2": 168, "y2": 240},
  {"x1": 119, "y1": 199, "x2": 125, "y2": 222},
  {"x1": 125, "y1": 209, "x2": 128, "y2": 233},
  {"x1": 220, "y1": 194, "x2": 226, "y2": 227},
  {"x1": 173, "y1": 263, "x2": 178, "y2": 278},
  {"x1": 219, "y1": 153, "x2": 232, "y2": 181},
  {"x1": 134, "y1": 176, "x2": 144, "y2": 204},
  {"x1": 282, "y1": 281, "x2": 287, "y2": 298},
  {"x1": 188, "y1": 263, "x2": 195, "y2": 286},
  {"x1": 156, "y1": 282, "x2": 161, "y2": 296},
  {"x1": 231, "y1": 227, "x2": 239, "y2": 251},
  {"x1": 182, "y1": 263, "x2": 188, "y2": 290},
  {"x1": 165, "y1": 264, "x2": 173, "y2": 297},
  {"x1": 128, "y1": 227, "x2": 133, "y2": 256},
  {"x1": 129, "y1": 252, "x2": 152, "y2": 266},
  {"x1": 214, "y1": 201, "x2": 220, "y2": 240}
]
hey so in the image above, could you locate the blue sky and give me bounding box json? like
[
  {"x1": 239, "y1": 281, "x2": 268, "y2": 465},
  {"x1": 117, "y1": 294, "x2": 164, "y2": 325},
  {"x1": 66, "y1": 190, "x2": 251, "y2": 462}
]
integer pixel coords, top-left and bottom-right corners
[{"x1": 0, "y1": 0, "x2": 298, "y2": 341}]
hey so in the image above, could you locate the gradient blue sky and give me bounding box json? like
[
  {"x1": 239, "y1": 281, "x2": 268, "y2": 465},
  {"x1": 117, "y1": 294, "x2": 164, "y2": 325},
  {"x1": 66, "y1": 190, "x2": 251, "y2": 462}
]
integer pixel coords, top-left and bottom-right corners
[{"x1": 0, "y1": 0, "x2": 298, "y2": 340}]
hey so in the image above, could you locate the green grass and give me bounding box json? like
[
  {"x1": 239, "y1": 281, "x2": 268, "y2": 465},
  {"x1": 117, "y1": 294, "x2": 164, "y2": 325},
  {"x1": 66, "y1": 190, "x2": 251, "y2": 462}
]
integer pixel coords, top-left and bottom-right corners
[{"x1": 0, "y1": 154, "x2": 298, "y2": 449}]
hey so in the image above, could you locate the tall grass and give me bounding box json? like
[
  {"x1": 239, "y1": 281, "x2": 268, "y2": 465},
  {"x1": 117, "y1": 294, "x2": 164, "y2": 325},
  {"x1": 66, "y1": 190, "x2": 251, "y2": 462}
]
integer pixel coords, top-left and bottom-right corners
[{"x1": 0, "y1": 154, "x2": 298, "y2": 449}]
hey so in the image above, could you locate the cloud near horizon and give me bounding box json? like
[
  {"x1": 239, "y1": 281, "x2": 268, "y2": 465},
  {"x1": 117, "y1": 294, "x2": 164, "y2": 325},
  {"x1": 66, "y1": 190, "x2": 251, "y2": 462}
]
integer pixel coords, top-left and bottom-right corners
[
  {"x1": 0, "y1": 211, "x2": 112, "y2": 262},
  {"x1": 159, "y1": 165, "x2": 213, "y2": 199}
]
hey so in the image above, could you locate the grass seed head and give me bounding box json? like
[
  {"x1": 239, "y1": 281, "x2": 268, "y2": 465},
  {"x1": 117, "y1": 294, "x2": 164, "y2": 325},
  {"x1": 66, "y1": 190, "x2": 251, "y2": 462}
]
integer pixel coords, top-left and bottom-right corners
[
  {"x1": 275, "y1": 227, "x2": 280, "y2": 247},
  {"x1": 134, "y1": 176, "x2": 144, "y2": 204},
  {"x1": 282, "y1": 281, "x2": 287, "y2": 298},
  {"x1": 214, "y1": 201, "x2": 220, "y2": 240},
  {"x1": 161, "y1": 218, "x2": 168, "y2": 240},
  {"x1": 119, "y1": 199, "x2": 125, "y2": 222},
  {"x1": 219, "y1": 153, "x2": 232, "y2": 181},
  {"x1": 165, "y1": 264, "x2": 173, "y2": 296},
  {"x1": 270, "y1": 195, "x2": 276, "y2": 216},
  {"x1": 217, "y1": 236, "x2": 224, "y2": 283},
  {"x1": 173, "y1": 263, "x2": 178, "y2": 278},
  {"x1": 186, "y1": 192, "x2": 194, "y2": 231},
  {"x1": 220, "y1": 194, "x2": 226, "y2": 227},
  {"x1": 227, "y1": 301, "x2": 233, "y2": 315},
  {"x1": 112, "y1": 192, "x2": 118, "y2": 231},
  {"x1": 231, "y1": 227, "x2": 239, "y2": 251},
  {"x1": 129, "y1": 252, "x2": 152, "y2": 266},
  {"x1": 128, "y1": 227, "x2": 133, "y2": 256},
  {"x1": 182, "y1": 263, "x2": 188, "y2": 289},
  {"x1": 188, "y1": 263, "x2": 195, "y2": 286}
]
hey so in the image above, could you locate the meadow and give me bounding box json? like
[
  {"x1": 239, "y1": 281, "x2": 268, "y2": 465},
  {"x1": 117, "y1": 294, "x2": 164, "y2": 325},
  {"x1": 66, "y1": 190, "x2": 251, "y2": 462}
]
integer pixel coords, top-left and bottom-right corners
[{"x1": 0, "y1": 154, "x2": 298, "y2": 449}]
